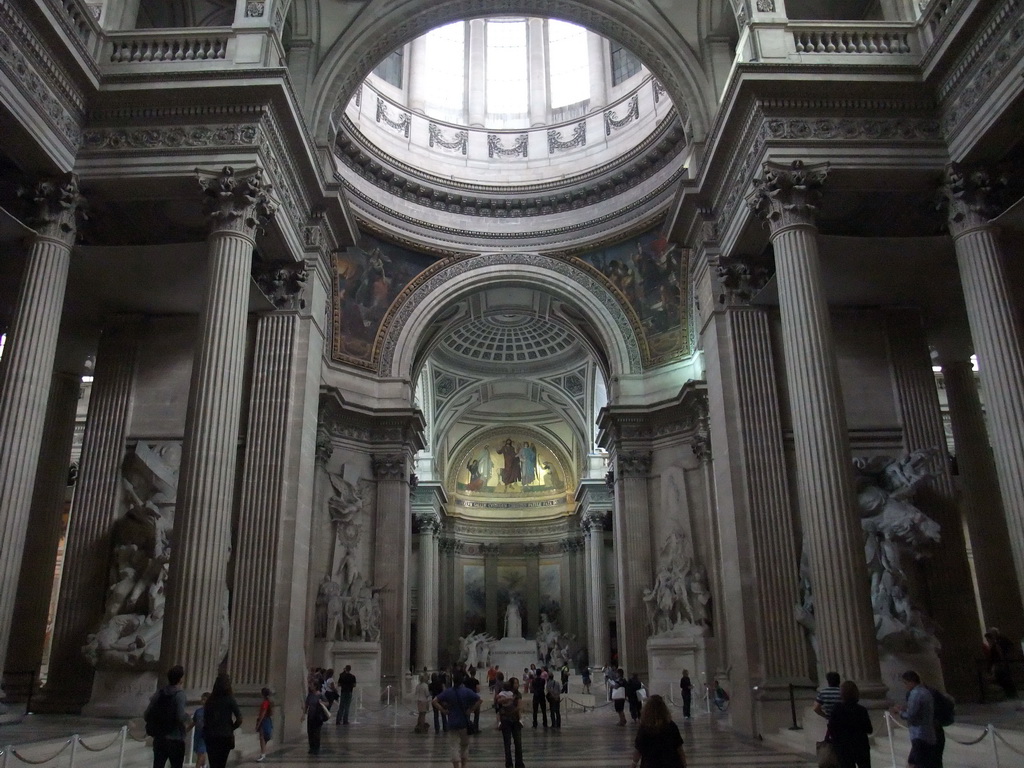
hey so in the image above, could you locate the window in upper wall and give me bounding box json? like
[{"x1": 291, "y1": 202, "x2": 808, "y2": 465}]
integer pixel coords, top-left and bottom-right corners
[
  {"x1": 548, "y1": 20, "x2": 590, "y2": 109},
  {"x1": 609, "y1": 42, "x2": 642, "y2": 86},
  {"x1": 374, "y1": 48, "x2": 404, "y2": 89},
  {"x1": 486, "y1": 19, "x2": 529, "y2": 118},
  {"x1": 424, "y1": 21, "x2": 467, "y2": 120}
]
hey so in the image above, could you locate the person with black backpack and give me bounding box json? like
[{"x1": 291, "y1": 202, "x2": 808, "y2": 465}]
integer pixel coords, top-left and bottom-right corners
[
  {"x1": 144, "y1": 665, "x2": 189, "y2": 768},
  {"x1": 929, "y1": 686, "x2": 955, "y2": 768}
]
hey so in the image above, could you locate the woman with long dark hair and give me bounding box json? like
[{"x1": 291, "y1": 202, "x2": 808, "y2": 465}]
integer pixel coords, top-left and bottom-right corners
[
  {"x1": 630, "y1": 694, "x2": 686, "y2": 768},
  {"x1": 829, "y1": 680, "x2": 873, "y2": 768},
  {"x1": 203, "y1": 674, "x2": 242, "y2": 768}
]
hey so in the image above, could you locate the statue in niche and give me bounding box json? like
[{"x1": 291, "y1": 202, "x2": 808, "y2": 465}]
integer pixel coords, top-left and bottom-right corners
[
  {"x1": 504, "y1": 594, "x2": 523, "y2": 639},
  {"x1": 84, "y1": 442, "x2": 180, "y2": 669},
  {"x1": 854, "y1": 450, "x2": 941, "y2": 650},
  {"x1": 314, "y1": 467, "x2": 384, "y2": 642},
  {"x1": 643, "y1": 531, "x2": 708, "y2": 637}
]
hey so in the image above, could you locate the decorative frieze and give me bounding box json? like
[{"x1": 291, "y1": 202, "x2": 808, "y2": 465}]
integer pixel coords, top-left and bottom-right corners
[
  {"x1": 605, "y1": 96, "x2": 639, "y2": 135},
  {"x1": 82, "y1": 124, "x2": 260, "y2": 151},
  {"x1": 428, "y1": 124, "x2": 468, "y2": 155},
  {"x1": 548, "y1": 121, "x2": 587, "y2": 153},
  {"x1": 245, "y1": 2, "x2": 266, "y2": 17},
  {"x1": 375, "y1": 98, "x2": 411, "y2": 138},
  {"x1": 487, "y1": 133, "x2": 528, "y2": 159}
]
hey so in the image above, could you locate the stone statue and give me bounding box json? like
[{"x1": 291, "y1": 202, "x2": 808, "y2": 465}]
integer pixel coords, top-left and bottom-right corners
[
  {"x1": 504, "y1": 595, "x2": 523, "y2": 639},
  {"x1": 85, "y1": 442, "x2": 179, "y2": 670},
  {"x1": 794, "y1": 542, "x2": 819, "y2": 664},
  {"x1": 536, "y1": 613, "x2": 560, "y2": 662},
  {"x1": 854, "y1": 450, "x2": 942, "y2": 650},
  {"x1": 458, "y1": 632, "x2": 496, "y2": 667},
  {"x1": 643, "y1": 531, "x2": 708, "y2": 637}
]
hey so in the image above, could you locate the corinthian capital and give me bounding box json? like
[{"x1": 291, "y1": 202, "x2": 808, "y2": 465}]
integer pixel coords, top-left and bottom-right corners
[
  {"x1": 197, "y1": 165, "x2": 277, "y2": 237},
  {"x1": 617, "y1": 451, "x2": 652, "y2": 477},
  {"x1": 29, "y1": 172, "x2": 87, "y2": 245},
  {"x1": 938, "y1": 163, "x2": 1007, "y2": 237},
  {"x1": 372, "y1": 453, "x2": 408, "y2": 480},
  {"x1": 747, "y1": 160, "x2": 829, "y2": 234}
]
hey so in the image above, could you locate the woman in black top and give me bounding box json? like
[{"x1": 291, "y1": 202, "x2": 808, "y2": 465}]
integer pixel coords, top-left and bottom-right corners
[
  {"x1": 827, "y1": 680, "x2": 873, "y2": 768},
  {"x1": 203, "y1": 673, "x2": 242, "y2": 768},
  {"x1": 631, "y1": 694, "x2": 685, "y2": 768}
]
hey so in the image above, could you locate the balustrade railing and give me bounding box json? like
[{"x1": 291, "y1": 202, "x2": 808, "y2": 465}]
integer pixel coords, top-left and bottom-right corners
[
  {"x1": 106, "y1": 30, "x2": 231, "y2": 64},
  {"x1": 792, "y1": 26, "x2": 914, "y2": 54}
]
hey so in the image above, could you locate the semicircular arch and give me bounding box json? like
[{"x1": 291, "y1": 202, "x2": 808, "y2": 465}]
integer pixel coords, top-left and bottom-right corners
[
  {"x1": 302, "y1": 0, "x2": 713, "y2": 149},
  {"x1": 379, "y1": 253, "x2": 644, "y2": 386}
]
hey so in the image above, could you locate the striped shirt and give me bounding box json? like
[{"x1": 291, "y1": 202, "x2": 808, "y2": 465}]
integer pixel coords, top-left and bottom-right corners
[{"x1": 815, "y1": 686, "x2": 842, "y2": 717}]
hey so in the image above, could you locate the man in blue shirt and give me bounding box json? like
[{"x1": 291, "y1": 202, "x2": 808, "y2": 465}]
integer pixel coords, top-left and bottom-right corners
[
  {"x1": 433, "y1": 671, "x2": 481, "y2": 768},
  {"x1": 891, "y1": 669, "x2": 936, "y2": 768}
]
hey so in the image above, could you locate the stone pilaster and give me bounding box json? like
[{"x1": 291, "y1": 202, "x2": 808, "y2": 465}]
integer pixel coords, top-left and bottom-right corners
[
  {"x1": 414, "y1": 512, "x2": 441, "y2": 670},
  {"x1": 162, "y1": 167, "x2": 276, "y2": 693},
  {"x1": 524, "y1": 543, "x2": 541, "y2": 638},
  {"x1": 5, "y1": 373, "x2": 80, "y2": 695},
  {"x1": 939, "y1": 358, "x2": 1024, "y2": 638},
  {"x1": 559, "y1": 538, "x2": 583, "y2": 642},
  {"x1": 0, "y1": 174, "x2": 84, "y2": 680},
  {"x1": 885, "y1": 310, "x2": 980, "y2": 696},
  {"x1": 607, "y1": 445, "x2": 653, "y2": 678},
  {"x1": 438, "y1": 538, "x2": 461, "y2": 663},
  {"x1": 372, "y1": 452, "x2": 412, "y2": 682},
  {"x1": 939, "y1": 165, "x2": 1024, "y2": 615},
  {"x1": 748, "y1": 160, "x2": 881, "y2": 689},
  {"x1": 44, "y1": 318, "x2": 140, "y2": 710},
  {"x1": 229, "y1": 253, "x2": 325, "y2": 733},
  {"x1": 582, "y1": 511, "x2": 610, "y2": 666},
  {"x1": 483, "y1": 544, "x2": 499, "y2": 638}
]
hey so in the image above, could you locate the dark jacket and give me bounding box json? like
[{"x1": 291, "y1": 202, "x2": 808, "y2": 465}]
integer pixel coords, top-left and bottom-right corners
[{"x1": 203, "y1": 694, "x2": 242, "y2": 743}]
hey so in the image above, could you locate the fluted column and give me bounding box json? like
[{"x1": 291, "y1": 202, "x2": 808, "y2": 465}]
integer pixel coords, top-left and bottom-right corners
[
  {"x1": 162, "y1": 167, "x2": 276, "y2": 693},
  {"x1": 612, "y1": 451, "x2": 653, "y2": 677},
  {"x1": 467, "y1": 19, "x2": 486, "y2": 127},
  {"x1": 438, "y1": 539, "x2": 460, "y2": 662},
  {"x1": 5, "y1": 373, "x2": 80, "y2": 694},
  {"x1": 525, "y1": 544, "x2": 541, "y2": 637},
  {"x1": 483, "y1": 544, "x2": 499, "y2": 637},
  {"x1": 372, "y1": 453, "x2": 412, "y2": 681},
  {"x1": 414, "y1": 513, "x2": 440, "y2": 670},
  {"x1": 44, "y1": 319, "x2": 141, "y2": 709},
  {"x1": 0, "y1": 175, "x2": 84, "y2": 682},
  {"x1": 940, "y1": 165, "x2": 1024, "y2": 613},
  {"x1": 940, "y1": 358, "x2": 1024, "y2": 637},
  {"x1": 885, "y1": 310, "x2": 980, "y2": 695},
  {"x1": 748, "y1": 160, "x2": 881, "y2": 688},
  {"x1": 583, "y1": 511, "x2": 609, "y2": 665}
]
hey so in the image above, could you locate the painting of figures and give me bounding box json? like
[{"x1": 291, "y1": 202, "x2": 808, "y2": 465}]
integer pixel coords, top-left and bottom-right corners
[
  {"x1": 463, "y1": 564, "x2": 485, "y2": 635},
  {"x1": 458, "y1": 437, "x2": 565, "y2": 495},
  {"x1": 577, "y1": 227, "x2": 688, "y2": 363},
  {"x1": 332, "y1": 234, "x2": 434, "y2": 365}
]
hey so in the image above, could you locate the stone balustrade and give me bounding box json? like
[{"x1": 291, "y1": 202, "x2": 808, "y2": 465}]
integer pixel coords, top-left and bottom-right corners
[
  {"x1": 791, "y1": 25, "x2": 914, "y2": 54},
  {"x1": 106, "y1": 30, "x2": 230, "y2": 63}
]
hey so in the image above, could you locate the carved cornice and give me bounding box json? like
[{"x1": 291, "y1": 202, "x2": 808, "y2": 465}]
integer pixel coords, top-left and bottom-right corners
[
  {"x1": 937, "y1": 163, "x2": 1008, "y2": 238},
  {"x1": 28, "y1": 173, "x2": 87, "y2": 245},
  {"x1": 747, "y1": 159, "x2": 830, "y2": 235},
  {"x1": 197, "y1": 166, "x2": 277, "y2": 238},
  {"x1": 371, "y1": 453, "x2": 407, "y2": 481},
  {"x1": 83, "y1": 124, "x2": 260, "y2": 151}
]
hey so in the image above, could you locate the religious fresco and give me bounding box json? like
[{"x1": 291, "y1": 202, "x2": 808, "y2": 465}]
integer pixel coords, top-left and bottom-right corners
[
  {"x1": 577, "y1": 227, "x2": 688, "y2": 363},
  {"x1": 497, "y1": 564, "x2": 528, "y2": 636},
  {"x1": 539, "y1": 562, "x2": 562, "y2": 626},
  {"x1": 463, "y1": 564, "x2": 485, "y2": 635},
  {"x1": 456, "y1": 437, "x2": 566, "y2": 495},
  {"x1": 332, "y1": 233, "x2": 434, "y2": 366}
]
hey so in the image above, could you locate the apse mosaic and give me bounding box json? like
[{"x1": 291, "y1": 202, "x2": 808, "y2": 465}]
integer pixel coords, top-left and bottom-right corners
[
  {"x1": 331, "y1": 234, "x2": 433, "y2": 365},
  {"x1": 576, "y1": 227, "x2": 689, "y2": 363}
]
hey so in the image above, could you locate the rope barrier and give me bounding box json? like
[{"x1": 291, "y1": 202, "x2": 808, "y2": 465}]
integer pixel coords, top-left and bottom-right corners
[
  {"x1": 946, "y1": 726, "x2": 991, "y2": 746},
  {"x1": 76, "y1": 731, "x2": 123, "y2": 752},
  {"x1": 993, "y1": 727, "x2": 1024, "y2": 757},
  {"x1": 10, "y1": 740, "x2": 71, "y2": 765}
]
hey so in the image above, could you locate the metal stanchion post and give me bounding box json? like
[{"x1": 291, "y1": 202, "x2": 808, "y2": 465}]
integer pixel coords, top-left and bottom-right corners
[
  {"x1": 117, "y1": 726, "x2": 127, "y2": 768},
  {"x1": 69, "y1": 734, "x2": 79, "y2": 768},
  {"x1": 990, "y1": 724, "x2": 1001, "y2": 768},
  {"x1": 885, "y1": 712, "x2": 897, "y2": 768}
]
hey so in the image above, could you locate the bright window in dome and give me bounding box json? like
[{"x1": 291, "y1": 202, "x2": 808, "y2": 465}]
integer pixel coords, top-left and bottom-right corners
[
  {"x1": 486, "y1": 19, "x2": 529, "y2": 118},
  {"x1": 424, "y1": 21, "x2": 467, "y2": 120},
  {"x1": 547, "y1": 20, "x2": 590, "y2": 109}
]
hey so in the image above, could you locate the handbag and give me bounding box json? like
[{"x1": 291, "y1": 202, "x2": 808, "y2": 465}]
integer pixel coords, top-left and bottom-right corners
[
  {"x1": 318, "y1": 701, "x2": 331, "y2": 724},
  {"x1": 611, "y1": 685, "x2": 626, "y2": 700},
  {"x1": 815, "y1": 739, "x2": 839, "y2": 768}
]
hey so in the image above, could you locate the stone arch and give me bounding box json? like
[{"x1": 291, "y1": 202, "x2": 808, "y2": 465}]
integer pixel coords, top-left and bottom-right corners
[
  {"x1": 378, "y1": 253, "x2": 644, "y2": 387},
  {"x1": 300, "y1": 0, "x2": 714, "y2": 149}
]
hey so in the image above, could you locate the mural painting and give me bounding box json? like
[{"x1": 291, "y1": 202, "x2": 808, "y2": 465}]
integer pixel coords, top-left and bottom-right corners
[
  {"x1": 539, "y1": 562, "x2": 562, "y2": 626},
  {"x1": 577, "y1": 227, "x2": 688, "y2": 363},
  {"x1": 332, "y1": 234, "x2": 434, "y2": 365},
  {"x1": 497, "y1": 564, "x2": 527, "y2": 636},
  {"x1": 457, "y1": 438, "x2": 565, "y2": 495},
  {"x1": 463, "y1": 564, "x2": 485, "y2": 635}
]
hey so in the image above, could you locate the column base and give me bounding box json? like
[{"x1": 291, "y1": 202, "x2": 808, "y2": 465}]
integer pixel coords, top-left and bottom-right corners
[{"x1": 82, "y1": 668, "x2": 159, "y2": 718}]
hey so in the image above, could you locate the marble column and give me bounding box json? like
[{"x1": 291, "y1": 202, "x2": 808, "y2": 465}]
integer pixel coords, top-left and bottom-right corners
[
  {"x1": 439, "y1": 539, "x2": 460, "y2": 664},
  {"x1": 748, "y1": 160, "x2": 881, "y2": 689},
  {"x1": 612, "y1": 451, "x2": 654, "y2": 678},
  {"x1": 940, "y1": 358, "x2": 1024, "y2": 638},
  {"x1": 885, "y1": 310, "x2": 980, "y2": 695},
  {"x1": 414, "y1": 513, "x2": 440, "y2": 670},
  {"x1": 940, "y1": 165, "x2": 1024, "y2": 615},
  {"x1": 372, "y1": 453, "x2": 412, "y2": 682},
  {"x1": 0, "y1": 174, "x2": 84, "y2": 682},
  {"x1": 44, "y1": 318, "x2": 141, "y2": 709},
  {"x1": 586, "y1": 31, "x2": 607, "y2": 110},
  {"x1": 704, "y1": 281, "x2": 809, "y2": 689},
  {"x1": 162, "y1": 167, "x2": 276, "y2": 693},
  {"x1": 483, "y1": 544, "x2": 499, "y2": 638},
  {"x1": 5, "y1": 373, "x2": 80, "y2": 694},
  {"x1": 229, "y1": 255, "x2": 325, "y2": 726},
  {"x1": 407, "y1": 33, "x2": 430, "y2": 113},
  {"x1": 467, "y1": 19, "x2": 486, "y2": 127},
  {"x1": 583, "y1": 511, "x2": 609, "y2": 666}
]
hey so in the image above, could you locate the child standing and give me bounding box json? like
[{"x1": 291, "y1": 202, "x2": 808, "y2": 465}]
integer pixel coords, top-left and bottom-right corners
[
  {"x1": 192, "y1": 692, "x2": 209, "y2": 768},
  {"x1": 255, "y1": 687, "x2": 273, "y2": 761}
]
